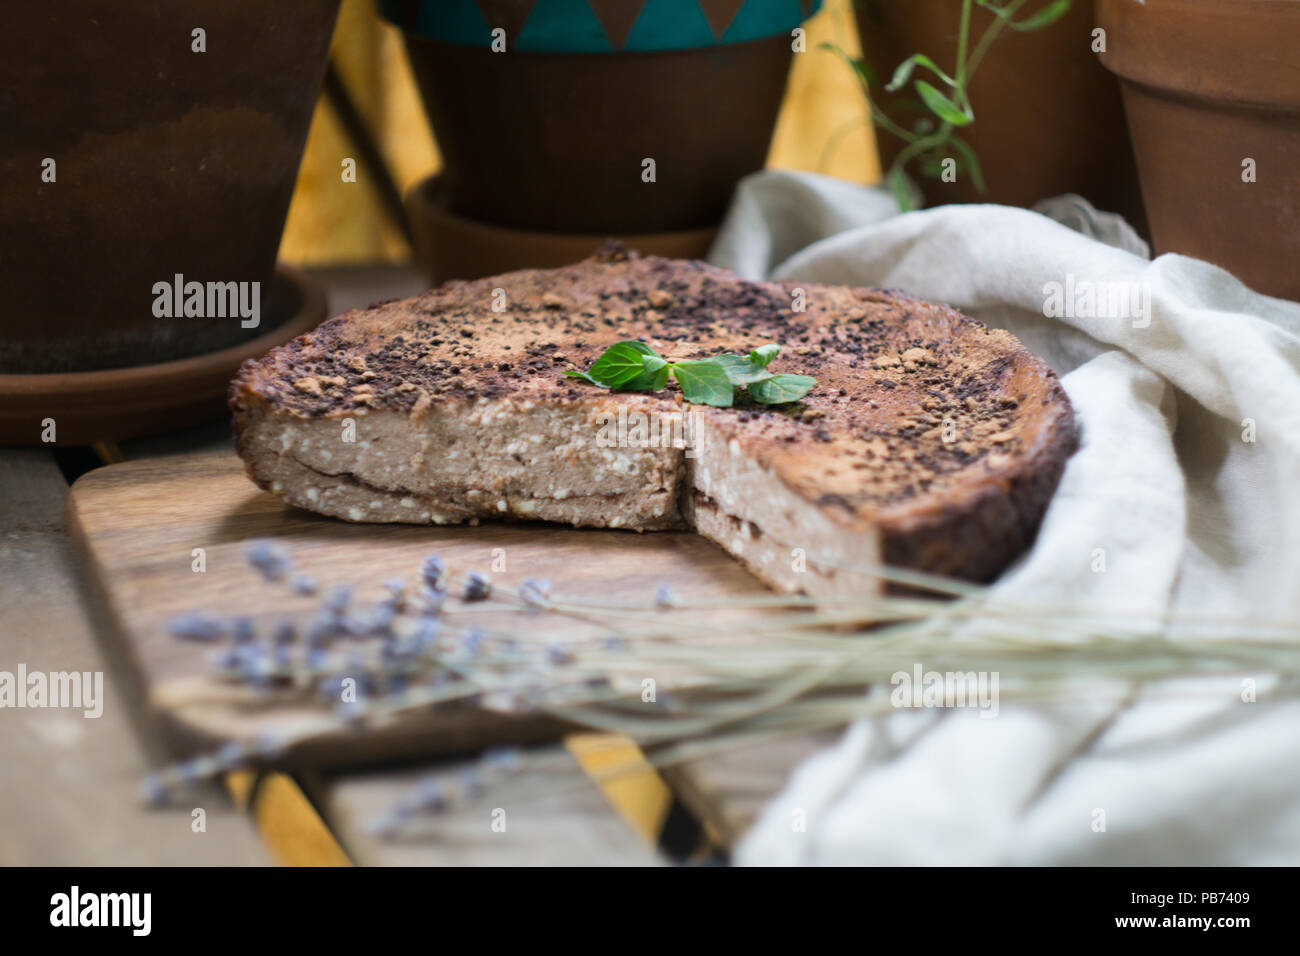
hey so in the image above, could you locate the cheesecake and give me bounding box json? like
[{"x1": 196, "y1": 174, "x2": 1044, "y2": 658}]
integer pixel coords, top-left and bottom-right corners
[{"x1": 231, "y1": 243, "x2": 1076, "y2": 596}]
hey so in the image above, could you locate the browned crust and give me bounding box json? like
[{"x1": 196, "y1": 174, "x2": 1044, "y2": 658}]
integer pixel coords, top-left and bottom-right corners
[
  {"x1": 231, "y1": 242, "x2": 1077, "y2": 582},
  {"x1": 880, "y1": 373, "x2": 1076, "y2": 582}
]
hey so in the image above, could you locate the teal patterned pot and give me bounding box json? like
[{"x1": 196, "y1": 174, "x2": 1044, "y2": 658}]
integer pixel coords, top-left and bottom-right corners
[
  {"x1": 381, "y1": 0, "x2": 822, "y2": 232},
  {"x1": 381, "y1": 0, "x2": 821, "y2": 52}
]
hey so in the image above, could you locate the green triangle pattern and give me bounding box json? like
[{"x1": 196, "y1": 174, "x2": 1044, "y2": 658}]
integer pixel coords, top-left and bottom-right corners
[
  {"x1": 378, "y1": 0, "x2": 821, "y2": 50},
  {"x1": 517, "y1": 0, "x2": 614, "y2": 52},
  {"x1": 623, "y1": 0, "x2": 717, "y2": 51},
  {"x1": 721, "y1": 0, "x2": 813, "y2": 45}
]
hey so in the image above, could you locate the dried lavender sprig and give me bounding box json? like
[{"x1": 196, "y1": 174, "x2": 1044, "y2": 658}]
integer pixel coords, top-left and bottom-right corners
[
  {"x1": 245, "y1": 539, "x2": 292, "y2": 582},
  {"x1": 364, "y1": 746, "x2": 526, "y2": 837},
  {"x1": 152, "y1": 541, "x2": 1300, "y2": 816},
  {"x1": 140, "y1": 733, "x2": 283, "y2": 807}
]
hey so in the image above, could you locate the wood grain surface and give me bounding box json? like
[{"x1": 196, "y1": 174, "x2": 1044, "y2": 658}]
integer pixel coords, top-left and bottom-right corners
[
  {"x1": 322, "y1": 742, "x2": 664, "y2": 866},
  {"x1": 66, "y1": 450, "x2": 774, "y2": 764},
  {"x1": 0, "y1": 450, "x2": 267, "y2": 865},
  {"x1": 66, "y1": 448, "x2": 840, "y2": 850},
  {"x1": 661, "y1": 731, "x2": 841, "y2": 849}
]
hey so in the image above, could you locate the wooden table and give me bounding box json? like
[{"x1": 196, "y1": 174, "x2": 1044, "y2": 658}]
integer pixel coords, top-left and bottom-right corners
[{"x1": 0, "y1": 266, "x2": 811, "y2": 866}]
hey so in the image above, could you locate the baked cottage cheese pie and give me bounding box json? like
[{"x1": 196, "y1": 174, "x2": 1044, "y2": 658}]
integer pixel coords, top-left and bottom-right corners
[{"x1": 232, "y1": 244, "x2": 1076, "y2": 597}]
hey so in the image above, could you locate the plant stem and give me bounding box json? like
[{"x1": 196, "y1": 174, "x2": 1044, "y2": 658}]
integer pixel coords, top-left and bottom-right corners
[
  {"x1": 888, "y1": 123, "x2": 955, "y2": 189},
  {"x1": 956, "y1": 0, "x2": 974, "y2": 86},
  {"x1": 966, "y1": 0, "x2": 1030, "y2": 79},
  {"x1": 823, "y1": 43, "x2": 915, "y2": 144}
]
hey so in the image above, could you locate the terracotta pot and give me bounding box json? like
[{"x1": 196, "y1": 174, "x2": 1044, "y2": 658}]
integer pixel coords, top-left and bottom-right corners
[
  {"x1": 382, "y1": 1, "x2": 818, "y2": 233},
  {"x1": 406, "y1": 174, "x2": 718, "y2": 284},
  {"x1": 0, "y1": 269, "x2": 327, "y2": 446},
  {"x1": 1097, "y1": 0, "x2": 1300, "y2": 301},
  {"x1": 855, "y1": 0, "x2": 1144, "y2": 225},
  {"x1": 0, "y1": 1, "x2": 340, "y2": 373}
]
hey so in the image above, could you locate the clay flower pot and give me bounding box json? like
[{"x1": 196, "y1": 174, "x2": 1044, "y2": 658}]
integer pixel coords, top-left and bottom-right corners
[
  {"x1": 1097, "y1": 0, "x2": 1300, "y2": 301},
  {"x1": 855, "y1": 0, "x2": 1144, "y2": 224},
  {"x1": 405, "y1": 173, "x2": 720, "y2": 284},
  {"x1": 0, "y1": 1, "x2": 341, "y2": 373},
  {"x1": 381, "y1": 0, "x2": 820, "y2": 234}
]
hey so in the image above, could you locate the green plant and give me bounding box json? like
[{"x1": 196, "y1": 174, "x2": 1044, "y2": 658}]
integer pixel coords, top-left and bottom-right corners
[
  {"x1": 565, "y1": 341, "x2": 816, "y2": 408},
  {"x1": 829, "y1": 0, "x2": 1072, "y2": 211}
]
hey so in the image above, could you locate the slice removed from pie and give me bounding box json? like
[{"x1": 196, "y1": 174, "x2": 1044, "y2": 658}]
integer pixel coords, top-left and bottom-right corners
[{"x1": 231, "y1": 244, "x2": 1076, "y2": 596}]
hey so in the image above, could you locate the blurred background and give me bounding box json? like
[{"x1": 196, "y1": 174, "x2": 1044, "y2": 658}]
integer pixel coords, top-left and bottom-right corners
[
  {"x1": 8, "y1": 0, "x2": 1283, "y2": 444},
  {"x1": 278, "y1": 0, "x2": 878, "y2": 265}
]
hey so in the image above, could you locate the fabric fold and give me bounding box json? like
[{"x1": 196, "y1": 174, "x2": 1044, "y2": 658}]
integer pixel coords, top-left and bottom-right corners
[{"x1": 708, "y1": 170, "x2": 1300, "y2": 866}]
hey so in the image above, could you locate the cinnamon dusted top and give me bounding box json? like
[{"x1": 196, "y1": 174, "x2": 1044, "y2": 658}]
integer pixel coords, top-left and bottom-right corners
[{"x1": 232, "y1": 242, "x2": 1075, "y2": 530}]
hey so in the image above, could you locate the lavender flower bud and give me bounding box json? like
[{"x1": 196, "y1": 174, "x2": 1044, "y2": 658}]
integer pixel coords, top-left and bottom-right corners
[
  {"x1": 272, "y1": 619, "x2": 297, "y2": 646},
  {"x1": 245, "y1": 539, "x2": 291, "y2": 582},
  {"x1": 141, "y1": 773, "x2": 170, "y2": 807},
  {"x1": 383, "y1": 578, "x2": 407, "y2": 607},
  {"x1": 232, "y1": 616, "x2": 256, "y2": 645},
  {"x1": 366, "y1": 601, "x2": 397, "y2": 636},
  {"x1": 415, "y1": 777, "x2": 448, "y2": 812},
  {"x1": 459, "y1": 767, "x2": 485, "y2": 800},
  {"x1": 290, "y1": 574, "x2": 318, "y2": 596},
  {"x1": 483, "y1": 747, "x2": 522, "y2": 775},
  {"x1": 420, "y1": 555, "x2": 447, "y2": 591},
  {"x1": 216, "y1": 742, "x2": 246, "y2": 769},
  {"x1": 408, "y1": 619, "x2": 440, "y2": 653},
  {"x1": 463, "y1": 570, "x2": 492, "y2": 602},
  {"x1": 325, "y1": 584, "x2": 354, "y2": 616},
  {"x1": 166, "y1": 611, "x2": 224, "y2": 643},
  {"x1": 460, "y1": 628, "x2": 485, "y2": 658},
  {"x1": 420, "y1": 585, "x2": 447, "y2": 616},
  {"x1": 545, "y1": 642, "x2": 574, "y2": 666},
  {"x1": 519, "y1": 577, "x2": 552, "y2": 609}
]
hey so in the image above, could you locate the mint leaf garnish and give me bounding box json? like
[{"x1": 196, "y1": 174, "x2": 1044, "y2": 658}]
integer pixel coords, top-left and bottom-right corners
[
  {"x1": 566, "y1": 340, "x2": 814, "y2": 408},
  {"x1": 587, "y1": 340, "x2": 653, "y2": 388},
  {"x1": 749, "y1": 374, "x2": 817, "y2": 405},
  {"x1": 713, "y1": 354, "x2": 775, "y2": 386},
  {"x1": 619, "y1": 353, "x2": 670, "y2": 392},
  {"x1": 670, "y1": 360, "x2": 734, "y2": 407}
]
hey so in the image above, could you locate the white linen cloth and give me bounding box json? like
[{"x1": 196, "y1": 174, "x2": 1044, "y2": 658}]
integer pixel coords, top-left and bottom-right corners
[{"x1": 708, "y1": 170, "x2": 1300, "y2": 865}]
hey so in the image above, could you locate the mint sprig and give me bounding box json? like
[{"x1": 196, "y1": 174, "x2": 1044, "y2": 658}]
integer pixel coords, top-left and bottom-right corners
[
  {"x1": 823, "y1": 0, "x2": 1071, "y2": 211},
  {"x1": 713, "y1": 354, "x2": 774, "y2": 385},
  {"x1": 565, "y1": 340, "x2": 816, "y2": 407},
  {"x1": 749, "y1": 374, "x2": 818, "y2": 405},
  {"x1": 669, "y1": 360, "x2": 735, "y2": 407},
  {"x1": 585, "y1": 341, "x2": 648, "y2": 388}
]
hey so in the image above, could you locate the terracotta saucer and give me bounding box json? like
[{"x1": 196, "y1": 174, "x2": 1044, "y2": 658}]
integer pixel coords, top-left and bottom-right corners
[
  {"x1": 406, "y1": 173, "x2": 719, "y2": 285},
  {"x1": 0, "y1": 266, "x2": 326, "y2": 446}
]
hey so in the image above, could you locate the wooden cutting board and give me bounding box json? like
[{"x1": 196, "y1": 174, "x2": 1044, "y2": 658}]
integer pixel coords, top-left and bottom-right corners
[{"x1": 65, "y1": 450, "x2": 778, "y2": 771}]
